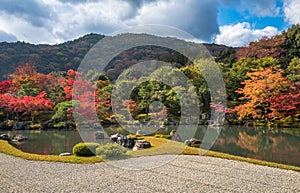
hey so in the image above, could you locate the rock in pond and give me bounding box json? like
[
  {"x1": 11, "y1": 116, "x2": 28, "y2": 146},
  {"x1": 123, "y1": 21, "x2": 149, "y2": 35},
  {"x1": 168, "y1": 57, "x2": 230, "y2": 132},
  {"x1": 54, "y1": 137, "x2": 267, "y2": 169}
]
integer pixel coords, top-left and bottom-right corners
[{"x1": 12, "y1": 135, "x2": 29, "y2": 142}]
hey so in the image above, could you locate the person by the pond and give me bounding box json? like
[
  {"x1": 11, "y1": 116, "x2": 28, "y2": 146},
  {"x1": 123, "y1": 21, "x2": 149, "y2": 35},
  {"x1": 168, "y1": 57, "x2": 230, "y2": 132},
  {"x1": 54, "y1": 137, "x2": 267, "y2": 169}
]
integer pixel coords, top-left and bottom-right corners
[{"x1": 170, "y1": 129, "x2": 182, "y2": 141}]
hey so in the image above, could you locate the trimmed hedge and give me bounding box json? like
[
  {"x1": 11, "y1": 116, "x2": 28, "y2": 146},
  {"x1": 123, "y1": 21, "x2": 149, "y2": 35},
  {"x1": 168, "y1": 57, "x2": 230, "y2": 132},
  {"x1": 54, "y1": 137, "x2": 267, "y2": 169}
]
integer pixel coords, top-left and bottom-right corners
[
  {"x1": 96, "y1": 143, "x2": 127, "y2": 160},
  {"x1": 72, "y1": 142, "x2": 100, "y2": 156}
]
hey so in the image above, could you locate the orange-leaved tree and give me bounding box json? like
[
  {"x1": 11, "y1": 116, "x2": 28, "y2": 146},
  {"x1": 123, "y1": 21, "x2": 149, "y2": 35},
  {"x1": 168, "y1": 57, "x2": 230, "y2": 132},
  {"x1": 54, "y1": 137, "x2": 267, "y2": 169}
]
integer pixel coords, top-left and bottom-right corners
[{"x1": 234, "y1": 66, "x2": 290, "y2": 120}]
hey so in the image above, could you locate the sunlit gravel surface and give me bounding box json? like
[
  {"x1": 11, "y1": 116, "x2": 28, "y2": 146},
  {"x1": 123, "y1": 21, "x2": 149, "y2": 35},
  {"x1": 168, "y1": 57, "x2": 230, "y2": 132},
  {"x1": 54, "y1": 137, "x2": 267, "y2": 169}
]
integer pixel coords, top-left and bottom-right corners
[{"x1": 0, "y1": 153, "x2": 299, "y2": 192}]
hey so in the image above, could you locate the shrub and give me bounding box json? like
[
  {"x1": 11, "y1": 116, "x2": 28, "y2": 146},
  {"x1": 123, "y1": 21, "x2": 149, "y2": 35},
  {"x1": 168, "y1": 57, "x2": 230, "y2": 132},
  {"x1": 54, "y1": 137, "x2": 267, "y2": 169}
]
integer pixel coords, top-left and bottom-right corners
[
  {"x1": 96, "y1": 143, "x2": 127, "y2": 160},
  {"x1": 73, "y1": 142, "x2": 100, "y2": 156}
]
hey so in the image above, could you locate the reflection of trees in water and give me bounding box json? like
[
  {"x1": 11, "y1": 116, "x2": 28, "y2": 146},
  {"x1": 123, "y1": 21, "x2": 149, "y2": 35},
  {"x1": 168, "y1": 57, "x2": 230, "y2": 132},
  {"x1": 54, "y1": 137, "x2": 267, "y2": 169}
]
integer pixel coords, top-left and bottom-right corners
[
  {"x1": 11, "y1": 130, "x2": 82, "y2": 155},
  {"x1": 213, "y1": 126, "x2": 300, "y2": 166}
]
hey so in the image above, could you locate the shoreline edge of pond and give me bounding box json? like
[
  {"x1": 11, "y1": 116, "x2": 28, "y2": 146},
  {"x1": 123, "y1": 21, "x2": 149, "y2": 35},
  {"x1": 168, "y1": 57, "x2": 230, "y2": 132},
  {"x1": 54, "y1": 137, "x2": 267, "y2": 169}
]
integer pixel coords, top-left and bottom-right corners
[{"x1": 0, "y1": 139, "x2": 299, "y2": 172}]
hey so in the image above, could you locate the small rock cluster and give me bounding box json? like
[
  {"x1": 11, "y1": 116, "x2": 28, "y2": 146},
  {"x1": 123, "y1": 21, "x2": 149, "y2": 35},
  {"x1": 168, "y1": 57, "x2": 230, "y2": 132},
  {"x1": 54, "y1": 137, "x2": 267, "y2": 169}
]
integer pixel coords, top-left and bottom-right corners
[
  {"x1": 0, "y1": 134, "x2": 29, "y2": 143},
  {"x1": 110, "y1": 133, "x2": 151, "y2": 150},
  {"x1": 110, "y1": 133, "x2": 135, "y2": 148}
]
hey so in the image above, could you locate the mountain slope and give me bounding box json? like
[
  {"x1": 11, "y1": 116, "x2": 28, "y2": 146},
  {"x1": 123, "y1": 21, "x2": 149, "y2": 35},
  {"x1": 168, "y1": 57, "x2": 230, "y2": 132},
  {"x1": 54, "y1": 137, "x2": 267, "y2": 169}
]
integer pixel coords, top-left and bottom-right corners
[{"x1": 0, "y1": 34, "x2": 235, "y2": 80}]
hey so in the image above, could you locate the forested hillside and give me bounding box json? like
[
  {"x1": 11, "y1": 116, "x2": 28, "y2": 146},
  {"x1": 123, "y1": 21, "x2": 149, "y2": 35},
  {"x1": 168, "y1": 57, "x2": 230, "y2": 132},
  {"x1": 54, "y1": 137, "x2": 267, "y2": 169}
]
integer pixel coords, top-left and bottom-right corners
[
  {"x1": 0, "y1": 34, "x2": 234, "y2": 80},
  {"x1": 0, "y1": 34, "x2": 104, "y2": 80}
]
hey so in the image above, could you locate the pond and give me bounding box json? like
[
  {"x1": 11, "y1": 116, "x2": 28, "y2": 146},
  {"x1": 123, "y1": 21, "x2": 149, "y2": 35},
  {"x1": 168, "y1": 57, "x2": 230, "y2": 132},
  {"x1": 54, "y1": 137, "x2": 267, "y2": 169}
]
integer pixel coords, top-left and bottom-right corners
[{"x1": 2, "y1": 125, "x2": 300, "y2": 167}]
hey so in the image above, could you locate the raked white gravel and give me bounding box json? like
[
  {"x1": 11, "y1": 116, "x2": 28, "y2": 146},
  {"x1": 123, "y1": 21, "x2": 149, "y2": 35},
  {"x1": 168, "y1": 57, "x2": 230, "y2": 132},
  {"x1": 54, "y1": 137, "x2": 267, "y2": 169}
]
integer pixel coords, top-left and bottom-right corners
[{"x1": 0, "y1": 153, "x2": 299, "y2": 193}]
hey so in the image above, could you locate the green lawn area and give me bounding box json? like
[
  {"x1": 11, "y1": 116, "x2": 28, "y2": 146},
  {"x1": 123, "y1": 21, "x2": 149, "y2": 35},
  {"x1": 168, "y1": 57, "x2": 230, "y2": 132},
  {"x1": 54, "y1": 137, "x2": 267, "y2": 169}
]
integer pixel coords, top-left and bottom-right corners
[
  {"x1": 128, "y1": 137, "x2": 300, "y2": 172},
  {"x1": 1, "y1": 138, "x2": 300, "y2": 171}
]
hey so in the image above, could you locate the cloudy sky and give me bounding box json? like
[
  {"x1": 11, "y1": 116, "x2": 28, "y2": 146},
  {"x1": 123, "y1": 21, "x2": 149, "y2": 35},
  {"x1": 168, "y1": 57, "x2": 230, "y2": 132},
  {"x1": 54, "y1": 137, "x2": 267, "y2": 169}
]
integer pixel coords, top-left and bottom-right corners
[{"x1": 0, "y1": 0, "x2": 299, "y2": 47}]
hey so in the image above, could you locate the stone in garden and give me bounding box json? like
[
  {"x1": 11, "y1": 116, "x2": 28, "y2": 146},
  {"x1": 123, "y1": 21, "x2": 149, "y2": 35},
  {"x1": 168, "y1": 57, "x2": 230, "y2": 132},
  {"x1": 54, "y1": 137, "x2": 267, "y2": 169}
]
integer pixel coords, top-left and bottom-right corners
[
  {"x1": 185, "y1": 138, "x2": 202, "y2": 148},
  {"x1": 59, "y1": 152, "x2": 72, "y2": 156},
  {"x1": 110, "y1": 133, "x2": 121, "y2": 143},
  {"x1": 0, "y1": 134, "x2": 10, "y2": 141},
  {"x1": 133, "y1": 140, "x2": 151, "y2": 150},
  {"x1": 124, "y1": 137, "x2": 135, "y2": 148},
  {"x1": 184, "y1": 139, "x2": 191, "y2": 146}
]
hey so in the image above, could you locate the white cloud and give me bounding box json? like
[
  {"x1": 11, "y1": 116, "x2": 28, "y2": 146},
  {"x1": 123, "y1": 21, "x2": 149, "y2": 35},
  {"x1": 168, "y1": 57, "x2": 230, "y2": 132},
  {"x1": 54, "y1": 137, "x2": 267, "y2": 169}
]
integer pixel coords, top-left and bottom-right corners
[
  {"x1": 0, "y1": 0, "x2": 220, "y2": 44},
  {"x1": 284, "y1": 0, "x2": 300, "y2": 25},
  {"x1": 215, "y1": 22, "x2": 279, "y2": 47},
  {"x1": 0, "y1": 12, "x2": 58, "y2": 44}
]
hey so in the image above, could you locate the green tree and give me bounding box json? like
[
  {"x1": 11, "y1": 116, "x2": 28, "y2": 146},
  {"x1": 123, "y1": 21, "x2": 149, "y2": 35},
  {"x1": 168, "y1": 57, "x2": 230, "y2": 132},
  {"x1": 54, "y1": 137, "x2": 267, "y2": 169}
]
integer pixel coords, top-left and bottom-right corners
[
  {"x1": 286, "y1": 57, "x2": 300, "y2": 82},
  {"x1": 283, "y1": 24, "x2": 300, "y2": 64},
  {"x1": 17, "y1": 83, "x2": 38, "y2": 96},
  {"x1": 49, "y1": 85, "x2": 66, "y2": 104},
  {"x1": 52, "y1": 100, "x2": 79, "y2": 128}
]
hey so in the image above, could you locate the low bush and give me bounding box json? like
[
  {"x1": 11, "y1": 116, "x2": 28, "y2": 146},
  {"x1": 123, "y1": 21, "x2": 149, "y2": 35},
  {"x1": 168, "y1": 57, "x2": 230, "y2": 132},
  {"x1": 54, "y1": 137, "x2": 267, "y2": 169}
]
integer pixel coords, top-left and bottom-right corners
[
  {"x1": 72, "y1": 142, "x2": 100, "y2": 156},
  {"x1": 96, "y1": 143, "x2": 127, "y2": 160}
]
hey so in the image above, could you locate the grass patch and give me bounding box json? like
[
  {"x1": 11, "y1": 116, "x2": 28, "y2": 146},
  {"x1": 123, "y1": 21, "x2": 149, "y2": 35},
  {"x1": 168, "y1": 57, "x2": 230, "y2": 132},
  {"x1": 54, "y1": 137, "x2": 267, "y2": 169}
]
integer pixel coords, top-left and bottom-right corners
[
  {"x1": 0, "y1": 140, "x2": 102, "y2": 164},
  {"x1": 128, "y1": 137, "x2": 300, "y2": 172},
  {"x1": 1, "y1": 137, "x2": 300, "y2": 171}
]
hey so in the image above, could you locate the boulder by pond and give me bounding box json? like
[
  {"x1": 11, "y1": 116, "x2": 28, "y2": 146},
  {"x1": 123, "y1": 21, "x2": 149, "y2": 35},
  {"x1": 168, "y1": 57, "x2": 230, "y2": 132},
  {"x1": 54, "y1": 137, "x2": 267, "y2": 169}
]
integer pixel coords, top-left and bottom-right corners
[
  {"x1": 110, "y1": 133, "x2": 122, "y2": 143},
  {"x1": 184, "y1": 138, "x2": 202, "y2": 148},
  {"x1": 132, "y1": 140, "x2": 151, "y2": 151},
  {"x1": 0, "y1": 134, "x2": 10, "y2": 141},
  {"x1": 59, "y1": 152, "x2": 72, "y2": 156}
]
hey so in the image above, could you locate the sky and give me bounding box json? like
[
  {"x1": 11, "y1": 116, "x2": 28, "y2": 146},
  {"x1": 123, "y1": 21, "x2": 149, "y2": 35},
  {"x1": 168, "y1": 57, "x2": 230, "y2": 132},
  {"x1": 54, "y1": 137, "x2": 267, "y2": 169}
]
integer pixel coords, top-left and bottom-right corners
[{"x1": 0, "y1": 0, "x2": 299, "y2": 47}]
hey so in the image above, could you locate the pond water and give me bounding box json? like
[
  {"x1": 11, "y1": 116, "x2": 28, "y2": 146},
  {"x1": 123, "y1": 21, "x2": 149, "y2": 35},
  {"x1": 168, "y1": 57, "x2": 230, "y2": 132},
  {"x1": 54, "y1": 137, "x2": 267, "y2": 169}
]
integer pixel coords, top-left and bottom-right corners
[{"x1": 2, "y1": 125, "x2": 300, "y2": 167}]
